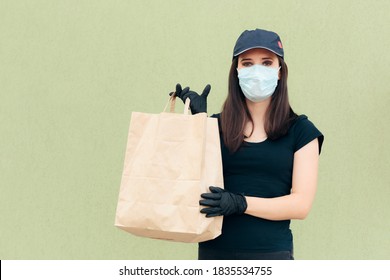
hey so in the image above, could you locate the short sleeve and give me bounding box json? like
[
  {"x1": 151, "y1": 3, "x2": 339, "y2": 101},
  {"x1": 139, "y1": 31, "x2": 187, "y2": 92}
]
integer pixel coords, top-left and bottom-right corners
[{"x1": 293, "y1": 115, "x2": 324, "y2": 154}]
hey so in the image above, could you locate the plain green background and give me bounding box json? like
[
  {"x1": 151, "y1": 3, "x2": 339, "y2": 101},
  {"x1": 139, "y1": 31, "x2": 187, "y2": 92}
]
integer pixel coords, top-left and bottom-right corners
[{"x1": 1, "y1": 0, "x2": 389, "y2": 260}]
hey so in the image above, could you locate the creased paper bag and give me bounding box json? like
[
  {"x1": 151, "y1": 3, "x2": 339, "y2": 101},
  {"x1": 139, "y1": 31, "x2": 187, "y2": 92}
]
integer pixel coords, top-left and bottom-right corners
[{"x1": 115, "y1": 96, "x2": 223, "y2": 242}]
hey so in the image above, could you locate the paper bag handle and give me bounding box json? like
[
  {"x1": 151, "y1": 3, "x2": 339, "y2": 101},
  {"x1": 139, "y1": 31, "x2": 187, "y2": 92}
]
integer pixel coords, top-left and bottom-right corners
[{"x1": 163, "y1": 93, "x2": 191, "y2": 115}]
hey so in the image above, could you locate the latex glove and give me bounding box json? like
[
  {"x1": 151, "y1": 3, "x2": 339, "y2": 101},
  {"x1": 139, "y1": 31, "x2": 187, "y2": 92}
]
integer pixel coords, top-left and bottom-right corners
[
  {"x1": 169, "y1": 83, "x2": 211, "y2": 114},
  {"x1": 199, "y1": 186, "x2": 247, "y2": 217}
]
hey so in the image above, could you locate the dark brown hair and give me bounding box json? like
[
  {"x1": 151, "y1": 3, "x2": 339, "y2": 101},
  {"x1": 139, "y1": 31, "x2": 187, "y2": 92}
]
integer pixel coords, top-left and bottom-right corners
[{"x1": 220, "y1": 56, "x2": 297, "y2": 153}]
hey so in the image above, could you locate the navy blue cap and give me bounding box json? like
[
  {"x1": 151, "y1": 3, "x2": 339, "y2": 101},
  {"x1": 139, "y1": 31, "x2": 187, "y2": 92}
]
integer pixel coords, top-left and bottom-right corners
[{"x1": 233, "y1": 28, "x2": 284, "y2": 59}]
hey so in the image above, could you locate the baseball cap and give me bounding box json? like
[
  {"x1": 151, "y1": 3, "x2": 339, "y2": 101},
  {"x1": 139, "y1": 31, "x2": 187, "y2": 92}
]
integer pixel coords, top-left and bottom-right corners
[{"x1": 233, "y1": 28, "x2": 284, "y2": 59}]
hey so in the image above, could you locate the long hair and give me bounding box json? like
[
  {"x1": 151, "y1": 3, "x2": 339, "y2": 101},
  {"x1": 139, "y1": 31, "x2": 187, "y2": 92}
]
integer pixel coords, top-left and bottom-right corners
[{"x1": 220, "y1": 56, "x2": 297, "y2": 153}]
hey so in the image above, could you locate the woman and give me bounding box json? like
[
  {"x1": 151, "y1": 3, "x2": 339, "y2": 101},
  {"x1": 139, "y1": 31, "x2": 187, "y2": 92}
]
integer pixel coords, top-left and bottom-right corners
[{"x1": 172, "y1": 28, "x2": 324, "y2": 260}]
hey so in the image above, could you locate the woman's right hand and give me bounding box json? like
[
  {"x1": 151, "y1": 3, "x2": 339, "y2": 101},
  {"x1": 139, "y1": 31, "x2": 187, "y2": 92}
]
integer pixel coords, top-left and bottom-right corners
[{"x1": 169, "y1": 83, "x2": 211, "y2": 114}]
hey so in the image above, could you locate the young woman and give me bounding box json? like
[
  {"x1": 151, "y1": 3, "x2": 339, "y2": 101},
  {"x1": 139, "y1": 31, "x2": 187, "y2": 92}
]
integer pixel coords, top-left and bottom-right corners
[{"x1": 172, "y1": 28, "x2": 324, "y2": 260}]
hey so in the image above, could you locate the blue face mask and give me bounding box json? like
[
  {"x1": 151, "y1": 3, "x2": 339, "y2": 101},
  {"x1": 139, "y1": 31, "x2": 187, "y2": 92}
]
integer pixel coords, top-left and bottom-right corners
[{"x1": 237, "y1": 64, "x2": 280, "y2": 102}]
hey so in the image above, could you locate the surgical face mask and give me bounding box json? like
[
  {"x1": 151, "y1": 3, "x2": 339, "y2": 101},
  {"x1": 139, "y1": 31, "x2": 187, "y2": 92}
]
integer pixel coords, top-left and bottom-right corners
[{"x1": 237, "y1": 64, "x2": 280, "y2": 102}]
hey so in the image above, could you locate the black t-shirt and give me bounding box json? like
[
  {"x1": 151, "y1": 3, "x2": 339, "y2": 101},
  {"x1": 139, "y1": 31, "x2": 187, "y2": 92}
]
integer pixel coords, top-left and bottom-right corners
[{"x1": 200, "y1": 114, "x2": 324, "y2": 252}]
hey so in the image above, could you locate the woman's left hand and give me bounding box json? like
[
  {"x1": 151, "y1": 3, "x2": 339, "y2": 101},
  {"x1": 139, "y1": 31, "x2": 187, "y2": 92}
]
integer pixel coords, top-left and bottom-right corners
[{"x1": 199, "y1": 186, "x2": 247, "y2": 217}]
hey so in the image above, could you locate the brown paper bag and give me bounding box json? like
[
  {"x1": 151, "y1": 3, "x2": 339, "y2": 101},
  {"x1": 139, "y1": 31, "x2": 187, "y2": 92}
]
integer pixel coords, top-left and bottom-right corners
[{"x1": 115, "y1": 96, "x2": 223, "y2": 242}]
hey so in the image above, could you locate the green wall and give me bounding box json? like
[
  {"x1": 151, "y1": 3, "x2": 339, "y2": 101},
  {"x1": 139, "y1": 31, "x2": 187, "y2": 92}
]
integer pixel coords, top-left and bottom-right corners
[{"x1": 1, "y1": 0, "x2": 389, "y2": 259}]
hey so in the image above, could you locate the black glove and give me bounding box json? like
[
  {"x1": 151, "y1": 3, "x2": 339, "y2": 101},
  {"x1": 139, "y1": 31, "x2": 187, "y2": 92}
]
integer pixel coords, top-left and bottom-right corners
[
  {"x1": 199, "y1": 186, "x2": 247, "y2": 218},
  {"x1": 169, "y1": 83, "x2": 211, "y2": 114}
]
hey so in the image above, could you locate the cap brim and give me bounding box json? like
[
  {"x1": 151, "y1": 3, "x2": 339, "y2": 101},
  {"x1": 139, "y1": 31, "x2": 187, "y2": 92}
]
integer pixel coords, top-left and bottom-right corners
[{"x1": 233, "y1": 46, "x2": 283, "y2": 58}]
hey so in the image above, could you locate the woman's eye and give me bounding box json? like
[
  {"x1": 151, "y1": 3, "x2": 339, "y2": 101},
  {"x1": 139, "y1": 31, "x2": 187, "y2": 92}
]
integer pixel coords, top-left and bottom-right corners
[
  {"x1": 263, "y1": 60, "x2": 273, "y2": 66},
  {"x1": 242, "y1": 62, "x2": 253, "y2": 67}
]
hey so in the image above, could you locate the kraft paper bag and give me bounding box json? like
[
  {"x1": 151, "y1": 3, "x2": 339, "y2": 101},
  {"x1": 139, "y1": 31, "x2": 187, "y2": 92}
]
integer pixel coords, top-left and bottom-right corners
[{"x1": 115, "y1": 96, "x2": 223, "y2": 242}]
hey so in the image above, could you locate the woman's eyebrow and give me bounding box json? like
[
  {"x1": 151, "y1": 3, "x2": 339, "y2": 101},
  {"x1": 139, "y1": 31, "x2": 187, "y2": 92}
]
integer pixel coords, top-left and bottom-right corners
[
  {"x1": 239, "y1": 58, "x2": 252, "y2": 62},
  {"x1": 261, "y1": 57, "x2": 274, "y2": 60}
]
